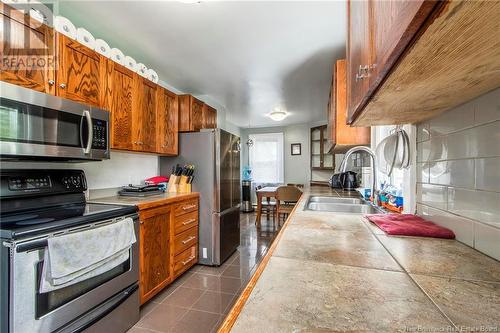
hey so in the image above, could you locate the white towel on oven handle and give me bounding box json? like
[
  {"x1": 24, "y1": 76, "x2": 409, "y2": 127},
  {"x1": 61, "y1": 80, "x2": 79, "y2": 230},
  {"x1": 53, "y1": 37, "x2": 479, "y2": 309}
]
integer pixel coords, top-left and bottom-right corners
[{"x1": 39, "y1": 217, "x2": 136, "y2": 293}]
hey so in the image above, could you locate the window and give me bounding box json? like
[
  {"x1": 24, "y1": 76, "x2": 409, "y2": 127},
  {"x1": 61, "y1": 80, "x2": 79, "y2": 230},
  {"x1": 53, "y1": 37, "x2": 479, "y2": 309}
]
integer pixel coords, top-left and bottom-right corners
[{"x1": 248, "y1": 132, "x2": 284, "y2": 183}]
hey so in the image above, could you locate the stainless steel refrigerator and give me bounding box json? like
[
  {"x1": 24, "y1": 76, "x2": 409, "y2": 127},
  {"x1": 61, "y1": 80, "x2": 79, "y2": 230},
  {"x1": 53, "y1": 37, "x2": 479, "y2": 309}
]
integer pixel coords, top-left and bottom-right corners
[{"x1": 160, "y1": 129, "x2": 241, "y2": 266}]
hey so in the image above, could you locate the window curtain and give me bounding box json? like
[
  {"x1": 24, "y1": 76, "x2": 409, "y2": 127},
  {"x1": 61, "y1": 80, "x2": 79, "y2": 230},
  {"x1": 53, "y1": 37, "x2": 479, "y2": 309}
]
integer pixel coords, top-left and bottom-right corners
[{"x1": 248, "y1": 132, "x2": 284, "y2": 184}]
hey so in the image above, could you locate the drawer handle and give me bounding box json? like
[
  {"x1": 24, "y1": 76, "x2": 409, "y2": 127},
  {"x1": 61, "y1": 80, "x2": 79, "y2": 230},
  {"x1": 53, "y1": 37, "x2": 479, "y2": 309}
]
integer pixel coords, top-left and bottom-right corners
[
  {"x1": 182, "y1": 204, "x2": 197, "y2": 211},
  {"x1": 182, "y1": 219, "x2": 197, "y2": 226},
  {"x1": 182, "y1": 256, "x2": 196, "y2": 266},
  {"x1": 181, "y1": 236, "x2": 196, "y2": 244}
]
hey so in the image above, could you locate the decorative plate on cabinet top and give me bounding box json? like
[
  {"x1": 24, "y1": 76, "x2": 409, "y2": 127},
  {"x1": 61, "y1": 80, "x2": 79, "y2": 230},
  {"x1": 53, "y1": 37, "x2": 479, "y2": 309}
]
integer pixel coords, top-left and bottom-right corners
[
  {"x1": 94, "y1": 39, "x2": 111, "y2": 57},
  {"x1": 136, "y1": 63, "x2": 148, "y2": 77},
  {"x1": 76, "y1": 27, "x2": 96, "y2": 49},
  {"x1": 124, "y1": 56, "x2": 138, "y2": 71},
  {"x1": 146, "y1": 69, "x2": 159, "y2": 83},
  {"x1": 110, "y1": 48, "x2": 125, "y2": 65},
  {"x1": 54, "y1": 16, "x2": 77, "y2": 39}
]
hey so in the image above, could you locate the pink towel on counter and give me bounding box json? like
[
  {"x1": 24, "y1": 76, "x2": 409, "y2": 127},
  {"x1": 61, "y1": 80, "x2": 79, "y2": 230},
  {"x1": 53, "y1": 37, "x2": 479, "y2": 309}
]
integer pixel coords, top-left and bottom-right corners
[{"x1": 365, "y1": 214, "x2": 455, "y2": 239}]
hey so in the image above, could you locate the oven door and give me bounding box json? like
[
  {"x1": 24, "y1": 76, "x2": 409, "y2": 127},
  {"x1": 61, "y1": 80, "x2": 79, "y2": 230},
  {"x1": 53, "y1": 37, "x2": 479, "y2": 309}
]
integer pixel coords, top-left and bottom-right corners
[
  {"x1": 0, "y1": 82, "x2": 109, "y2": 161},
  {"x1": 9, "y1": 214, "x2": 138, "y2": 333}
]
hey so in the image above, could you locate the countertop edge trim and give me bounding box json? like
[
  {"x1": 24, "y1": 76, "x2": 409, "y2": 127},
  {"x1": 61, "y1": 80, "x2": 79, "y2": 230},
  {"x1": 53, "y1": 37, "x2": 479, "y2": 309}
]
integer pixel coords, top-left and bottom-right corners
[{"x1": 217, "y1": 192, "x2": 304, "y2": 333}]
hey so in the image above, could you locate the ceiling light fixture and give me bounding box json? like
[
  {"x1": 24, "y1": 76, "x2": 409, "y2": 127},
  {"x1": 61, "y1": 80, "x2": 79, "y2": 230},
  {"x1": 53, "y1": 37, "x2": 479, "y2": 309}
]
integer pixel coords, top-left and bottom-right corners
[{"x1": 268, "y1": 108, "x2": 288, "y2": 121}]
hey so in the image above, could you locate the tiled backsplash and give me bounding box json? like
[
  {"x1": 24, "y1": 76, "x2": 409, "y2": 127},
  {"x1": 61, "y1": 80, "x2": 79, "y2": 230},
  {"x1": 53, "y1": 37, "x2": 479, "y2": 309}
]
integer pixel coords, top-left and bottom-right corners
[{"x1": 416, "y1": 88, "x2": 500, "y2": 260}]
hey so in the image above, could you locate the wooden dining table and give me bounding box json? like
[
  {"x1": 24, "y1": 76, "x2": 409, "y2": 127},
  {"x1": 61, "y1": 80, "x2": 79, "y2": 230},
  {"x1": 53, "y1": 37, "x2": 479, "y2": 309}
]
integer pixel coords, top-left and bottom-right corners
[{"x1": 255, "y1": 186, "x2": 278, "y2": 227}]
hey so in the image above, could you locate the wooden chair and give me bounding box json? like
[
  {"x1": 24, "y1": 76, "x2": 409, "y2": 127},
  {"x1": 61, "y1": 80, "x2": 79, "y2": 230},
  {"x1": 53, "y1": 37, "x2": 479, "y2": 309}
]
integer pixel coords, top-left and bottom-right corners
[
  {"x1": 275, "y1": 185, "x2": 302, "y2": 224},
  {"x1": 255, "y1": 185, "x2": 276, "y2": 223}
]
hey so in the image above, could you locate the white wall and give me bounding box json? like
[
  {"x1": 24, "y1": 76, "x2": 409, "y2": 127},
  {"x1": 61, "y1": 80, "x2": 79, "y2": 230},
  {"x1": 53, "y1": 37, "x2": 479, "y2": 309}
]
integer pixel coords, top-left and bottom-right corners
[
  {"x1": 240, "y1": 124, "x2": 310, "y2": 185},
  {"x1": 1, "y1": 151, "x2": 159, "y2": 190}
]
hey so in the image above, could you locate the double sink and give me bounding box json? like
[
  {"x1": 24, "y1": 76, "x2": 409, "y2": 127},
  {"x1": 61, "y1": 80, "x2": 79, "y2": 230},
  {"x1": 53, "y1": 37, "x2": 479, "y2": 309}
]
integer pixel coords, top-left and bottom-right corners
[{"x1": 305, "y1": 195, "x2": 382, "y2": 214}]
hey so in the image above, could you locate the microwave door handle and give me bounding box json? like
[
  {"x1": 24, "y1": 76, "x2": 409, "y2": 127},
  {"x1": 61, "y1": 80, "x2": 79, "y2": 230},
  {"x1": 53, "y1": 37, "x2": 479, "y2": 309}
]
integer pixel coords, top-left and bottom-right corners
[{"x1": 83, "y1": 110, "x2": 93, "y2": 155}]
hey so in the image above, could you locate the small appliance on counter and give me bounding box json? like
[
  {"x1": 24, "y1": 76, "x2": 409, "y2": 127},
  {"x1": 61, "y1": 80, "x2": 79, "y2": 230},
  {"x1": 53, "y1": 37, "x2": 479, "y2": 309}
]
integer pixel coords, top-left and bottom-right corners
[
  {"x1": 329, "y1": 171, "x2": 358, "y2": 191},
  {"x1": 166, "y1": 164, "x2": 195, "y2": 193}
]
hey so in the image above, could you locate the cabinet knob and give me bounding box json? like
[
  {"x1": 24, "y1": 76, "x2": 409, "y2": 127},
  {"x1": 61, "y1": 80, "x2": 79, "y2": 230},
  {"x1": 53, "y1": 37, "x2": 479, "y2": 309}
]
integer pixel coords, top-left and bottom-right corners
[
  {"x1": 59, "y1": 83, "x2": 66, "y2": 89},
  {"x1": 48, "y1": 80, "x2": 55, "y2": 86}
]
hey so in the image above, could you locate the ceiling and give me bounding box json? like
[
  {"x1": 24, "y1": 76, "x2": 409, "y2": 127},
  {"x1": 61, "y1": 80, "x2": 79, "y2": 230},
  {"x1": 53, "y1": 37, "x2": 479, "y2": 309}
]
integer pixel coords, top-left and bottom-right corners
[{"x1": 57, "y1": 1, "x2": 347, "y2": 128}]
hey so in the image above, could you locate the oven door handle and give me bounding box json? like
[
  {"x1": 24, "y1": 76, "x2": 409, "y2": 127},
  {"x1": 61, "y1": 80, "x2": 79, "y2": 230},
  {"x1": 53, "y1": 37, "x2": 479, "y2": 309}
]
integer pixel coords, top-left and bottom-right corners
[
  {"x1": 53, "y1": 283, "x2": 139, "y2": 333},
  {"x1": 83, "y1": 110, "x2": 93, "y2": 155}
]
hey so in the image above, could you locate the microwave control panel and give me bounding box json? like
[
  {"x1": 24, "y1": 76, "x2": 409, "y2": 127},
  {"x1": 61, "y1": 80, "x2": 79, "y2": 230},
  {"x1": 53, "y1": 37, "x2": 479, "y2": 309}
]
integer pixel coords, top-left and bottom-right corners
[{"x1": 92, "y1": 119, "x2": 107, "y2": 150}]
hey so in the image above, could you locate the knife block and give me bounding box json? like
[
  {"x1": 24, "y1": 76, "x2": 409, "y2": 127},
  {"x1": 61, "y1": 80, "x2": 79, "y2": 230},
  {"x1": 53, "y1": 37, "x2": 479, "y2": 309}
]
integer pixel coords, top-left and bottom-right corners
[
  {"x1": 167, "y1": 175, "x2": 192, "y2": 193},
  {"x1": 167, "y1": 174, "x2": 179, "y2": 193},
  {"x1": 177, "y1": 183, "x2": 192, "y2": 193}
]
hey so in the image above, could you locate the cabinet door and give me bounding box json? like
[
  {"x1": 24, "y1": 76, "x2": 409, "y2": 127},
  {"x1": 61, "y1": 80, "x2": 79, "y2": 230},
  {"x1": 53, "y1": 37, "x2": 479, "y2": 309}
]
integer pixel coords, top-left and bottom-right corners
[
  {"x1": 178, "y1": 95, "x2": 192, "y2": 132},
  {"x1": 56, "y1": 33, "x2": 105, "y2": 107},
  {"x1": 371, "y1": 0, "x2": 435, "y2": 88},
  {"x1": 139, "y1": 206, "x2": 171, "y2": 304},
  {"x1": 156, "y1": 87, "x2": 179, "y2": 155},
  {"x1": 203, "y1": 105, "x2": 217, "y2": 129},
  {"x1": 0, "y1": 4, "x2": 55, "y2": 93},
  {"x1": 327, "y1": 71, "x2": 336, "y2": 143},
  {"x1": 191, "y1": 97, "x2": 204, "y2": 131},
  {"x1": 133, "y1": 77, "x2": 157, "y2": 152},
  {"x1": 346, "y1": 0, "x2": 372, "y2": 123},
  {"x1": 334, "y1": 59, "x2": 371, "y2": 147},
  {"x1": 104, "y1": 61, "x2": 135, "y2": 150}
]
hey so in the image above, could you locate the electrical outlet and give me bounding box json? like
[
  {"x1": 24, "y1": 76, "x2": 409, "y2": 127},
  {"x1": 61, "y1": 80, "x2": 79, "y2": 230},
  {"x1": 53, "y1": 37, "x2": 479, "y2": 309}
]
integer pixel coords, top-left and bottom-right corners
[{"x1": 202, "y1": 247, "x2": 208, "y2": 258}]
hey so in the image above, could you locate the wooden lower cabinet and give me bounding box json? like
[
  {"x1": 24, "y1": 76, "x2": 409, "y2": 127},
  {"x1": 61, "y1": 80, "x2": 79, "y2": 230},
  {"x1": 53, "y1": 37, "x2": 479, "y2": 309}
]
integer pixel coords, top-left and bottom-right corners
[
  {"x1": 139, "y1": 205, "x2": 171, "y2": 304},
  {"x1": 138, "y1": 196, "x2": 199, "y2": 305},
  {"x1": 174, "y1": 246, "x2": 197, "y2": 278}
]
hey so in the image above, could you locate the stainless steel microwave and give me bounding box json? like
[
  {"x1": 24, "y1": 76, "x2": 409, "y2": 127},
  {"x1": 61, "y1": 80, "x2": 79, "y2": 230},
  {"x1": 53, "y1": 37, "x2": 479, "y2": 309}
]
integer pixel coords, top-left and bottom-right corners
[{"x1": 0, "y1": 82, "x2": 109, "y2": 161}]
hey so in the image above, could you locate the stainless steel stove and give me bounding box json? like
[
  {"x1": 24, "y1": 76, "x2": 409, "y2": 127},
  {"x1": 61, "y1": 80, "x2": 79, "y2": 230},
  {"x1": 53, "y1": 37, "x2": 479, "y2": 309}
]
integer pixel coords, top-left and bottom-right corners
[{"x1": 1, "y1": 169, "x2": 140, "y2": 333}]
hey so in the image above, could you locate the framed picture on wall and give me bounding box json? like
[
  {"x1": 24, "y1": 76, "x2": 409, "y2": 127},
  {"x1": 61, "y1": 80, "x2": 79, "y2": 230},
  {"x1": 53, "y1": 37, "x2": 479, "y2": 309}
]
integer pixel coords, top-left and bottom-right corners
[{"x1": 291, "y1": 143, "x2": 301, "y2": 156}]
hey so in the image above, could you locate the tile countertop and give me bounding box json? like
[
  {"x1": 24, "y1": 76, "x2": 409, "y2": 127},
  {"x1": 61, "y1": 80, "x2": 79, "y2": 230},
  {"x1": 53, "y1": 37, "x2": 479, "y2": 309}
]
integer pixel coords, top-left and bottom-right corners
[
  {"x1": 89, "y1": 192, "x2": 199, "y2": 210},
  {"x1": 221, "y1": 186, "x2": 500, "y2": 333}
]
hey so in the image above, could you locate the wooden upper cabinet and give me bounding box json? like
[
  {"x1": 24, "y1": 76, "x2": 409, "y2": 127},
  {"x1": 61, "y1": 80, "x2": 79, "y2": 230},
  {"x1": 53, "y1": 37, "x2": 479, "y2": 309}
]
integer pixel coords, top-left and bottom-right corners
[
  {"x1": 56, "y1": 33, "x2": 106, "y2": 107},
  {"x1": 329, "y1": 59, "x2": 370, "y2": 151},
  {"x1": 104, "y1": 60, "x2": 135, "y2": 150},
  {"x1": 178, "y1": 95, "x2": 204, "y2": 132},
  {"x1": 139, "y1": 205, "x2": 171, "y2": 304},
  {"x1": 202, "y1": 104, "x2": 217, "y2": 129},
  {"x1": 346, "y1": 0, "x2": 438, "y2": 124},
  {"x1": 346, "y1": 0, "x2": 372, "y2": 122},
  {"x1": 156, "y1": 87, "x2": 179, "y2": 155},
  {"x1": 0, "y1": 3, "x2": 55, "y2": 93},
  {"x1": 133, "y1": 76, "x2": 157, "y2": 152}
]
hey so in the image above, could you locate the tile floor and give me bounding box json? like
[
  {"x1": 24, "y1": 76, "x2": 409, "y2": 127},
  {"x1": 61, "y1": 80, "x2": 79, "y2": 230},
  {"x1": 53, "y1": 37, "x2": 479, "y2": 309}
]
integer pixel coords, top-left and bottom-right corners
[{"x1": 129, "y1": 212, "x2": 280, "y2": 333}]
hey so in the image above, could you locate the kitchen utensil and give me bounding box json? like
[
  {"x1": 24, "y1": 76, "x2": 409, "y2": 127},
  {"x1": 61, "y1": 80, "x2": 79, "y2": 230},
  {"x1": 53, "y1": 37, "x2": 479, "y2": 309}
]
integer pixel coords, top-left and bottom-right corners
[{"x1": 375, "y1": 127, "x2": 411, "y2": 176}]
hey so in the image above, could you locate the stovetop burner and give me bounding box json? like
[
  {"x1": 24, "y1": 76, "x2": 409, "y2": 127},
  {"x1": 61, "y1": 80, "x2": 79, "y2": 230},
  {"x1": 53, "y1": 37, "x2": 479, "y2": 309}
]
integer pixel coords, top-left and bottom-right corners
[{"x1": 1, "y1": 202, "x2": 137, "y2": 239}]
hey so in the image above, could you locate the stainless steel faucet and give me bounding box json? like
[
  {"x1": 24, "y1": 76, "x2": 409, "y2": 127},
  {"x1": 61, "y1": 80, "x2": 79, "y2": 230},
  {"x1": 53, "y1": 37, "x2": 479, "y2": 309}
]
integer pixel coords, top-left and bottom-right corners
[{"x1": 339, "y1": 146, "x2": 377, "y2": 200}]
